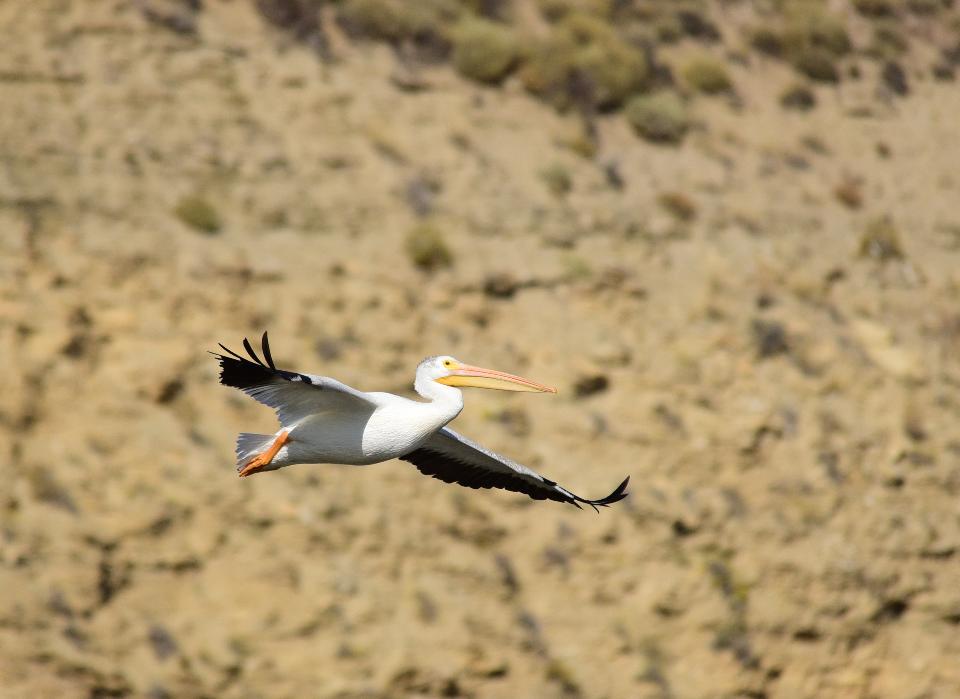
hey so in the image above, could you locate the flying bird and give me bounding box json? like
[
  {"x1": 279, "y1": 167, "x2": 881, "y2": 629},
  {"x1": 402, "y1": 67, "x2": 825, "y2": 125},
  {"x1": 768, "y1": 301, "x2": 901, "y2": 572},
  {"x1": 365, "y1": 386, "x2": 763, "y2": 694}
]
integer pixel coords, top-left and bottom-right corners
[{"x1": 212, "y1": 333, "x2": 629, "y2": 510}]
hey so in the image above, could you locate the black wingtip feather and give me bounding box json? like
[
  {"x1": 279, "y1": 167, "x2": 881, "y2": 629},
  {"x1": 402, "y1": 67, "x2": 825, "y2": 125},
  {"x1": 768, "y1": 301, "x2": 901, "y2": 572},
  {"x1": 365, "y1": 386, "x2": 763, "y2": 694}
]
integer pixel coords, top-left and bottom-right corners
[
  {"x1": 573, "y1": 476, "x2": 630, "y2": 512},
  {"x1": 261, "y1": 331, "x2": 276, "y2": 370},
  {"x1": 213, "y1": 333, "x2": 279, "y2": 389},
  {"x1": 217, "y1": 343, "x2": 247, "y2": 362},
  {"x1": 213, "y1": 332, "x2": 317, "y2": 392},
  {"x1": 242, "y1": 337, "x2": 266, "y2": 367}
]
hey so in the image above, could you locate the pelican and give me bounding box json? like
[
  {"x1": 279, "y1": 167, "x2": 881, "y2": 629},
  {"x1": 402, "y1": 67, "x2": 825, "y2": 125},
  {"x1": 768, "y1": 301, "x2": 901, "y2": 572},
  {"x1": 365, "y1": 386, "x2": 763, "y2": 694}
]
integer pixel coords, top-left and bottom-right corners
[{"x1": 212, "y1": 333, "x2": 629, "y2": 510}]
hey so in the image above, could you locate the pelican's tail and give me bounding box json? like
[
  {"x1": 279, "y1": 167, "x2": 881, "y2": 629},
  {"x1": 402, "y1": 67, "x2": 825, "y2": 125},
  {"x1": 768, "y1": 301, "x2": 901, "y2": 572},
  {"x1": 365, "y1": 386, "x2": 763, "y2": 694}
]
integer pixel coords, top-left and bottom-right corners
[{"x1": 236, "y1": 433, "x2": 273, "y2": 470}]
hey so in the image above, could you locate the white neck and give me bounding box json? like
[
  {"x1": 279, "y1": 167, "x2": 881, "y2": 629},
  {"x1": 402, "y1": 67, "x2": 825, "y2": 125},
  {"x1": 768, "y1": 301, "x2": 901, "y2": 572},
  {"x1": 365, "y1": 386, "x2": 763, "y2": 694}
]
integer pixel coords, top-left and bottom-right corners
[{"x1": 414, "y1": 374, "x2": 464, "y2": 419}]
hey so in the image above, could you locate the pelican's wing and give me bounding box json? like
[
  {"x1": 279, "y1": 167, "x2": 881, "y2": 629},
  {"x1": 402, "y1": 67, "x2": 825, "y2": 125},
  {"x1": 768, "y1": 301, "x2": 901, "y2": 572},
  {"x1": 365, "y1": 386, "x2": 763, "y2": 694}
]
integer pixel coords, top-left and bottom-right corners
[
  {"x1": 400, "y1": 427, "x2": 629, "y2": 511},
  {"x1": 213, "y1": 332, "x2": 378, "y2": 425}
]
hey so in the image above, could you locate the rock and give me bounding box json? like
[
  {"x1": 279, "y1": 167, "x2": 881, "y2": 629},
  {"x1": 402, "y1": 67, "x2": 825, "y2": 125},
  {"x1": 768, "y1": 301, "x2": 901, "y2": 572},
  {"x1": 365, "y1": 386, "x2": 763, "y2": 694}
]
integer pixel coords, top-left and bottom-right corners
[
  {"x1": 881, "y1": 61, "x2": 909, "y2": 96},
  {"x1": 573, "y1": 374, "x2": 609, "y2": 398},
  {"x1": 850, "y1": 319, "x2": 925, "y2": 380},
  {"x1": 483, "y1": 273, "x2": 520, "y2": 299},
  {"x1": 751, "y1": 318, "x2": 790, "y2": 358}
]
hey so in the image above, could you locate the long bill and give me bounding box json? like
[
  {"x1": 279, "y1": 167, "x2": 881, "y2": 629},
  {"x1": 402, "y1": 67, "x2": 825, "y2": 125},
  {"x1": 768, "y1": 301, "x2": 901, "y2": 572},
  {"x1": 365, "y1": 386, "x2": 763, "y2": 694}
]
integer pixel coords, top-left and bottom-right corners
[{"x1": 436, "y1": 363, "x2": 557, "y2": 393}]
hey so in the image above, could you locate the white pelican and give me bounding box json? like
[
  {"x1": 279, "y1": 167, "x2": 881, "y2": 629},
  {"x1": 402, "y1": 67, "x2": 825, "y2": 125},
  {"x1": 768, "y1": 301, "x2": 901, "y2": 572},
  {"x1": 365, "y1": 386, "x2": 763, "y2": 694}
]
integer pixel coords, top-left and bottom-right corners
[{"x1": 213, "y1": 333, "x2": 629, "y2": 510}]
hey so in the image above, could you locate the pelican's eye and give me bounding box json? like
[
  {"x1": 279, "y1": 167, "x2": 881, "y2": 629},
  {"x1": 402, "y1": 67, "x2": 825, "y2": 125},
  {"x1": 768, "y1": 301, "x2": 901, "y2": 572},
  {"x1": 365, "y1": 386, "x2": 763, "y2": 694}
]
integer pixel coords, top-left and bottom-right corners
[{"x1": 443, "y1": 359, "x2": 453, "y2": 368}]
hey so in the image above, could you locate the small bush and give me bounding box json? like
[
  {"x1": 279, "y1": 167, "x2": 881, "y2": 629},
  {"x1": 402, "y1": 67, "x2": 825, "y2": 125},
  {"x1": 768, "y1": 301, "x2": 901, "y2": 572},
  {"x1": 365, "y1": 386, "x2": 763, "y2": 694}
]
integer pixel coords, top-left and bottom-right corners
[
  {"x1": 804, "y1": 14, "x2": 851, "y2": 56},
  {"x1": 558, "y1": 118, "x2": 597, "y2": 159},
  {"x1": 675, "y1": 8, "x2": 721, "y2": 41},
  {"x1": 174, "y1": 195, "x2": 221, "y2": 234},
  {"x1": 906, "y1": 0, "x2": 942, "y2": 14},
  {"x1": 932, "y1": 62, "x2": 954, "y2": 81},
  {"x1": 749, "y1": 25, "x2": 784, "y2": 56},
  {"x1": 859, "y1": 217, "x2": 904, "y2": 261},
  {"x1": 791, "y1": 47, "x2": 839, "y2": 83},
  {"x1": 881, "y1": 61, "x2": 909, "y2": 96},
  {"x1": 452, "y1": 18, "x2": 519, "y2": 84},
  {"x1": 752, "y1": 319, "x2": 790, "y2": 358},
  {"x1": 338, "y1": 0, "x2": 405, "y2": 41},
  {"x1": 834, "y1": 179, "x2": 863, "y2": 209},
  {"x1": 782, "y1": 10, "x2": 851, "y2": 57},
  {"x1": 545, "y1": 658, "x2": 582, "y2": 696},
  {"x1": 562, "y1": 254, "x2": 592, "y2": 280},
  {"x1": 518, "y1": 32, "x2": 578, "y2": 105},
  {"x1": 658, "y1": 191, "x2": 697, "y2": 221},
  {"x1": 753, "y1": 8, "x2": 850, "y2": 83},
  {"x1": 339, "y1": 0, "x2": 459, "y2": 58},
  {"x1": 625, "y1": 91, "x2": 689, "y2": 144},
  {"x1": 404, "y1": 1, "x2": 465, "y2": 60},
  {"x1": 520, "y1": 12, "x2": 647, "y2": 109},
  {"x1": 853, "y1": 0, "x2": 895, "y2": 17},
  {"x1": 573, "y1": 373, "x2": 609, "y2": 397},
  {"x1": 406, "y1": 222, "x2": 453, "y2": 270},
  {"x1": 681, "y1": 56, "x2": 732, "y2": 94},
  {"x1": 574, "y1": 40, "x2": 647, "y2": 108},
  {"x1": 868, "y1": 23, "x2": 909, "y2": 60},
  {"x1": 780, "y1": 82, "x2": 816, "y2": 110},
  {"x1": 654, "y1": 14, "x2": 684, "y2": 43},
  {"x1": 540, "y1": 163, "x2": 573, "y2": 197},
  {"x1": 537, "y1": 0, "x2": 612, "y2": 22}
]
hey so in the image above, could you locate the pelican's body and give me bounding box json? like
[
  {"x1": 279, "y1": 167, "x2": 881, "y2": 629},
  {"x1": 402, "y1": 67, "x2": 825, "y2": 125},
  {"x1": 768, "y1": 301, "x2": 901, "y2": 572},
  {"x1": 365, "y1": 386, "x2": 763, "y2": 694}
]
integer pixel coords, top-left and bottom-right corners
[
  {"x1": 267, "y1": 386, "x2": 461, "y2": 468},
  {"x1": 214, "y1": 334, "x2": 629, "y2": 510}
]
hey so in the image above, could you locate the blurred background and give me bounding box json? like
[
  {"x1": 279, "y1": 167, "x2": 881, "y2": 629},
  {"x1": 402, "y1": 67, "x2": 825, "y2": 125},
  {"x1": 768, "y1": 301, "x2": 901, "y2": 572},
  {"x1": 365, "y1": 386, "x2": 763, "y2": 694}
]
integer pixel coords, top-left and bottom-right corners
[{"x1": 2, "y1": 0, "x2": 960, "y2": 697}]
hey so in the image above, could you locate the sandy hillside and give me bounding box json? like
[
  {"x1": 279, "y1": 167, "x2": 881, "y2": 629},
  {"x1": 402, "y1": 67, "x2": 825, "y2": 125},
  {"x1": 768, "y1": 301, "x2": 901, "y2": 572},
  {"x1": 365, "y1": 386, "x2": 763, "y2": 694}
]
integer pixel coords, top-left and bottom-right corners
[{"x1": 2, "y1": 1, "x2": 960, "y2": 697}]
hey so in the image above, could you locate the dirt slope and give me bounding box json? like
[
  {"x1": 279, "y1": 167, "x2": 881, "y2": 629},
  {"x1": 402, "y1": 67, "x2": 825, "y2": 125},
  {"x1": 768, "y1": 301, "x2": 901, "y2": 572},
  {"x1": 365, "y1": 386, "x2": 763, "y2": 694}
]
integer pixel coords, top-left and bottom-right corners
[{"x1": 1, "y1": 2, "x2": 959, "y2": 698}]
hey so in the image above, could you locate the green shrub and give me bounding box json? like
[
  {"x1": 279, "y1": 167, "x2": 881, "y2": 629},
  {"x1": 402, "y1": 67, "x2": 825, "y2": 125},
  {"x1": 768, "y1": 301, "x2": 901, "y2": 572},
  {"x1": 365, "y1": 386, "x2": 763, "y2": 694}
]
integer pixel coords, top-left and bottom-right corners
[
  {"x1": 452, "y1": 18, "x2": 519, "y2": 84},
  {"x1": 518, "y1": 32, "x2": 577, "y2": 104},
  {"x1": 859, "y1": 217, "x2": 904, "y2": 261},
  {"x1": 906, "y1": 0, "x2": 942, "y2": 14},
  {"x1": 653, "y1": 14, "x2": 684, "y2": 43},
  {"x1": 853, "y1": 0, "x2": 895, "y2": 17},
  {"x1": 750, "y1": 7, "x2": 851, "y2": 56},
  {"x1": 782, "y1": 16, "x2": 849, "y2": 57},
  {"x1": 402, "y1": 0, "x2": 463, "y2": 54},
  {"x1": 540, "y1": 163, "x2": 573, "y2": 197},
  {"x1": 791, "y1": 47, "x2": 839, "y2": 82},
  {"x1": 174, "y1": 195, "x2": 221, "y2": 234},
  {"x1": 803, "y1": 13, "x2": 851, "y2": 55},
  {"x1": 681, "y1": 56, "x2": 733, "y2": 94},
  {"x1": 520, "y1": 12, "x2": 647, "y2": 109},
  {"x1": 834, "y1": 179, "x2": 863, "y2": 209},
  {"x1": 406, "y1": 222, "x2": 453, "y2": 270},
  {"x1": 338, "y1": 0, "x2": 405, "y2": 41},
  {"x1": 625, "y1": 91, "x2": 689, "y2": 144},
  {"x1": 749, "y1": 25, "x2": 784, "y2": 56},
  {"x1": 658, "y1": 191, "x2": 697, "y2": 221},
  {"x1": 581, "y1": 42, "x2": 646, "y2": 106},
  {"x1": 557, "y1": 117, "x2": 597, "y2": 158},
  {"x1": 779, "y1": 82, "x2": 816, "y2": 110},
  {"x1": 754, "y1": 7, "x2": 849, "y2": 83},
  {"x1": 537, "y1": 0, "x2": 613, "y2": 22},
  {"x1": 562, "y1": 254, "x2": 592, "y2": 280},
  {"x1": 868, "y1": 22, "x2": 909, "y2": 59},
  {"x1": 338, "y1": 0, "x2": 460, "y2": 53}
]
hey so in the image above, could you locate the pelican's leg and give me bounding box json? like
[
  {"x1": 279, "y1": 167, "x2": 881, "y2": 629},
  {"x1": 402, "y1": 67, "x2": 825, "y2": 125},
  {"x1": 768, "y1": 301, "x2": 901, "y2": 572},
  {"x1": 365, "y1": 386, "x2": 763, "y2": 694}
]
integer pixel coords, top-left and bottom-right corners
[{"x1": 238, "y1": 431, "x2": 289, "y2": 477}]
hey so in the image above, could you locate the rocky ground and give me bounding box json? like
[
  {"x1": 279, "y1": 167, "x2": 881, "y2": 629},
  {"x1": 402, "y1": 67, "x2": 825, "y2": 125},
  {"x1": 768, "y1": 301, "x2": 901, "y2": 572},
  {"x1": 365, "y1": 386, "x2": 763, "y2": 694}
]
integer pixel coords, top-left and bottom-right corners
[{"x1": 2, "y1": 1, "x2": 960, "y2": 697}]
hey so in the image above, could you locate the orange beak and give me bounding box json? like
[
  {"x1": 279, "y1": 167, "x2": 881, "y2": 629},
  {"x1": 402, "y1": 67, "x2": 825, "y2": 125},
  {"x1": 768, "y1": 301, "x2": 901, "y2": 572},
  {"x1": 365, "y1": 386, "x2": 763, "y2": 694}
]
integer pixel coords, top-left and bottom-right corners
[{"x1": 436, "y1": 363, "x2": 557, "y2": 393}]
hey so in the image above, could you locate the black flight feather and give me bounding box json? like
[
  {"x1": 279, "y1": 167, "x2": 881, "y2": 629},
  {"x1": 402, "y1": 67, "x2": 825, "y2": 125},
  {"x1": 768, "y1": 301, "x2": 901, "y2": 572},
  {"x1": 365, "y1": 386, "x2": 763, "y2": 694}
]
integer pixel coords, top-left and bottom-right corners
[
  {"x1": 260, "y1": 331, "x2": 276, "y2": 370},
  {"x1": 400, "y1": 447, "x2": 630, "y2": 511},
  {"x1": 212, "y1": 332, "x2": 310, "y2": 390}
]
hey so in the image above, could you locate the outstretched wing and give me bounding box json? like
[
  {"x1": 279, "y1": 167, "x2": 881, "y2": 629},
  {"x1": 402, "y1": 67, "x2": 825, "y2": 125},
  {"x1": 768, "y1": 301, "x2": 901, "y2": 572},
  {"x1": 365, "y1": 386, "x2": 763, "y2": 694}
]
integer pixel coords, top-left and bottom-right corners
[
  {"x1": 400, "y1": 427, "x2": 629, "y2": 511},
  {"x1": 212, "y1": 332, "x2": 379, "y2": 426}
]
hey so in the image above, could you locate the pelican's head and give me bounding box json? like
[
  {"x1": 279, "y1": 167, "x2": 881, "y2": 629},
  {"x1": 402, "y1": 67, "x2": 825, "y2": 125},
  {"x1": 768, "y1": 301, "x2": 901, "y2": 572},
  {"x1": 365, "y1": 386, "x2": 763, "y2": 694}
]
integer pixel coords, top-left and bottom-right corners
[{"x1": 419, "y1": 355, "x2": 557, "y2": 393}]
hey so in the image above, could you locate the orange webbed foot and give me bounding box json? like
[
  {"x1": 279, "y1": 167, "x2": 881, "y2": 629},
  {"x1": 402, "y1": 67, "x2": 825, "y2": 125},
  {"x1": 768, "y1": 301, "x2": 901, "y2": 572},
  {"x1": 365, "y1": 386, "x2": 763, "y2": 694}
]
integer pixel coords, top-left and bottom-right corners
[{"x1": 238, "y1": 431, "x2": 289, "y2": 478}]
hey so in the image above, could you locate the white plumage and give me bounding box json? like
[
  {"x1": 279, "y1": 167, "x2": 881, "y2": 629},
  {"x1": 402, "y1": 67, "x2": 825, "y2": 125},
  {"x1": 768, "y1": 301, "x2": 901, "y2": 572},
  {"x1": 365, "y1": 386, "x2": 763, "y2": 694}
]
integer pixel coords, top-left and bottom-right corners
[{"x1": 214, "y1": 333, "x2": 629, "y2": 510}]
